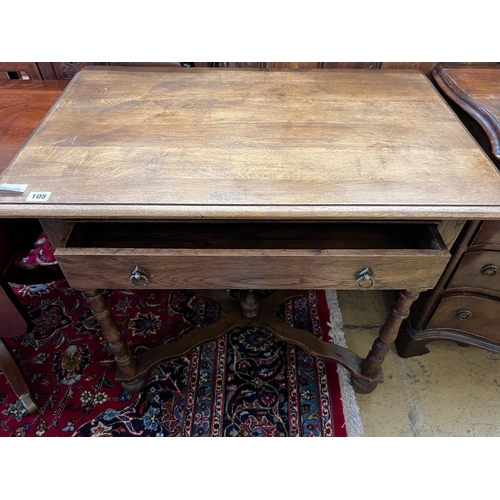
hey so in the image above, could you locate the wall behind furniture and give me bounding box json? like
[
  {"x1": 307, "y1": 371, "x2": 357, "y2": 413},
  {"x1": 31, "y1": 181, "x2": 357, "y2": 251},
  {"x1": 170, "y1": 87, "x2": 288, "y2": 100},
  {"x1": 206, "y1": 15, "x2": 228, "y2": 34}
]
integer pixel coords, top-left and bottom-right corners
[{"x1": 1, "y1": 62, "x2": 499, "y2": 80}]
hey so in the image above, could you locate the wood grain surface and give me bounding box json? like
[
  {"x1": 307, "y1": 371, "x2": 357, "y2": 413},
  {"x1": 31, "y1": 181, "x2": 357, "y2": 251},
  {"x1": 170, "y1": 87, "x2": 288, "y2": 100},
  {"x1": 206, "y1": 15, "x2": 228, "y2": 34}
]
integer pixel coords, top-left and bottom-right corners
[
  {"x1": 427, "y1": 294, "x2": 500, "y2": 342},
  {"x1": 0, "y1": 80, "x2": 68, "y2": 173},
  {"x1": 443, "y1": 69, "x2": 500, "y2": 116},
  {"x1": 447, "y1": 250, "x2": 500, "y2": 296},
  {"x1": 472, "y1": 221, "x2": 500, "y2": 247},
  {"x1": 437, "y1": 220, "x2": 466, "y2": 249},
  {"x1": 1, "y1": 68, "x2": 500, "y2": 220},
  {"x1": 55, "y1": 249, "x2": 450, "y2": 291}
]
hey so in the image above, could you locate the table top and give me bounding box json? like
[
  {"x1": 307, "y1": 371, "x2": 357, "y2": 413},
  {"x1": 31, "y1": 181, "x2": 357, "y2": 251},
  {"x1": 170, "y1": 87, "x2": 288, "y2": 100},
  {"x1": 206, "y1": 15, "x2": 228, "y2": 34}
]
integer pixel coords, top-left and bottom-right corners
[
  {"x1": 1, "y1": 67, "x2": 500, "y2": 220},
  {"x1": 433, "y1": 65, "x2": 500, "y2": 161}
]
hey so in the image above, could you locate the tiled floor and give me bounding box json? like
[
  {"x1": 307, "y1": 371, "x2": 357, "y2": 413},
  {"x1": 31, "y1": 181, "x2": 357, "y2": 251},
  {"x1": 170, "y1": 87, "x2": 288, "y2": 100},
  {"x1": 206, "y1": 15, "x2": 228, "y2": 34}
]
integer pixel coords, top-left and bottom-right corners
[{"x1": 337, "y1": 290, "x2": 500, "y2": 437}]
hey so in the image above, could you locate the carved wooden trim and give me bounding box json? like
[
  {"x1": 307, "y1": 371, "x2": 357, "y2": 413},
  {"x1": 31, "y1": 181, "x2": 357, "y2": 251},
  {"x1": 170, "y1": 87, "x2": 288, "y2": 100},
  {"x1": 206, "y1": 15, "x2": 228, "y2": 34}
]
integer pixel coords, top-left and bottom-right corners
[
  {"x1": 397, "y1": 322, "x2": 500, "y2": 358},
  {"x1": 120, "y1": 311, "x2": 245, "y2": 382},
  {"x1": 263, "y1": 313, "x2": 379, "y2": 382},
  {"x1": 433, "y1": 64, "x2": 500, "y2": 160},
  {"x1": 113, "y1": 290, "x2": 384, "y2": 389}
]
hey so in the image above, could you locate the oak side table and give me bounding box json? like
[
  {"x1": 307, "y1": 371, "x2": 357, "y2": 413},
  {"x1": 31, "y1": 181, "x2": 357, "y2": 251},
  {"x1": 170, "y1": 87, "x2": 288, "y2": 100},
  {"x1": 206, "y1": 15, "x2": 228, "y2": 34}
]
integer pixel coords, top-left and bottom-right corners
[{"x1": 1, "y1": 67, "x2": 500, "y2": 395}]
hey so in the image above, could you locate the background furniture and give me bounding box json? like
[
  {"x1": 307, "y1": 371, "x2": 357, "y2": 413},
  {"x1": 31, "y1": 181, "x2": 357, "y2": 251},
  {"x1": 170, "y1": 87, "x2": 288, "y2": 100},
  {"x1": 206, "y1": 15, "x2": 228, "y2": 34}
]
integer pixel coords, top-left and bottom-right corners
[
  {"x1": 0, "y1": 79, "x2": 66, "y2": 414},
  {"x1": 0, "y1": 62, "x2": 191, "y2": 80},
  {"x1": 1, "y1": 62, "x2": 499, "y2": 82},
  {"x1": 396, "y1": 65, "x2": 500, "y2": 357},
  {"x1": 0, "y1": 258, "x2": 38, "y2": 415}
]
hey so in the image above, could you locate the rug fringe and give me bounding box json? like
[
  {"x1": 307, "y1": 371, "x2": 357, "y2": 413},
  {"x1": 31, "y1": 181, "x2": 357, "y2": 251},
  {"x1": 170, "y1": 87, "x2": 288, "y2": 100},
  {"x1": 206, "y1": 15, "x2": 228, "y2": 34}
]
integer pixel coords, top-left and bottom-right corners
[{"x1": 325, "y1": 290, "x2": 364, "y2": 437}]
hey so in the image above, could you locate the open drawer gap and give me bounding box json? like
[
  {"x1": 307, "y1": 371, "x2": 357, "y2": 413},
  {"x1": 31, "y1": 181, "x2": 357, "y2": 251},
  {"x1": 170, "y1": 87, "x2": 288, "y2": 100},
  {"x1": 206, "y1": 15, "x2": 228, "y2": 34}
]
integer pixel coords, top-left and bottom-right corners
[{"x1": 62, "y1": 222, "x2": 447, "y2": 251}]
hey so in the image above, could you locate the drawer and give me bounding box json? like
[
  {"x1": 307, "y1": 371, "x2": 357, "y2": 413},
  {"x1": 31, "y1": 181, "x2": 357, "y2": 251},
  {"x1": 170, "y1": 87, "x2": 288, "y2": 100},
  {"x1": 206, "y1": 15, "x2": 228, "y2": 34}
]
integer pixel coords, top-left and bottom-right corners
[
  {"x1": 471, "y1": 221, "x2": 500, "y2": 247},
  {"x1": 447, "y1": 250, "x2": 500, "y2": 296},
  {"x1": 427, "y1": 294, "x2": 500, "y2": 343},
  {"x1": 55, "y1": 222, "x2": 450, "y2": 290}
]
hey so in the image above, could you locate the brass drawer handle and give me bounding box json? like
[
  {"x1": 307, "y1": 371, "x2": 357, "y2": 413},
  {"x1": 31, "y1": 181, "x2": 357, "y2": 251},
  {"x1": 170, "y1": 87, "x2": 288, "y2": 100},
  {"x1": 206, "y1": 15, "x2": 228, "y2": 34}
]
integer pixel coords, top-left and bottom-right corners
[
  {"x1": 481, "y1": 264, "x2": 499, "y2": 277},
  {"x1": 456, "y1": 309, "x2": 472, "y2": 320},
  {"x1": 130, "y1": 266, "x2": 150, "y2": 288},
  {"x1": 356, "y1": 267, "x2": 375, "y2": 290}
]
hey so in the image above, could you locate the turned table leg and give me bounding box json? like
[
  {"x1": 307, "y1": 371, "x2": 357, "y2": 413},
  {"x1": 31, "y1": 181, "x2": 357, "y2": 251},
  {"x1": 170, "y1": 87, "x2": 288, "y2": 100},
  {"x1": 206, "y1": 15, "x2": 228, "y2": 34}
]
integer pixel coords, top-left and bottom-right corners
[
  {"x1": 83, "y1": 289, "x2": 146, "y2": 394},
  {"x1": 351, "y1": 289, "x2": 420, "y2": 394}
]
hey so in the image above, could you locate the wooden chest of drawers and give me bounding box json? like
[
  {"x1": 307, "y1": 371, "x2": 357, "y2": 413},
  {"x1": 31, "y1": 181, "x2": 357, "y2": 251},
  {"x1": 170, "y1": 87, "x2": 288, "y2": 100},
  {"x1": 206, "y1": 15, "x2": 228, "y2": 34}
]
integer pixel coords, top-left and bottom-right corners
[
  {"x1": 397, "y1": 66, "x2": 500, "y2": 357},
  {"x1": 398, "y1": 220, "x2": 500, "y2": 355}
]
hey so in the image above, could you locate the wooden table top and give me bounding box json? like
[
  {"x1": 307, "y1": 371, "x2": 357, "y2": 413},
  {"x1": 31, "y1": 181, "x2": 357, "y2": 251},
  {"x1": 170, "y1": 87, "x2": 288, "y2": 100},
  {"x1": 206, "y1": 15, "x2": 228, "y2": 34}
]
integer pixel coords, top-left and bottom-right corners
[
  {"x1": 433, "y1": 65, "x2": 500, "y2": 161},
  {"x1": 1, "y1": 67, "x2": 500, "y2": 220}
]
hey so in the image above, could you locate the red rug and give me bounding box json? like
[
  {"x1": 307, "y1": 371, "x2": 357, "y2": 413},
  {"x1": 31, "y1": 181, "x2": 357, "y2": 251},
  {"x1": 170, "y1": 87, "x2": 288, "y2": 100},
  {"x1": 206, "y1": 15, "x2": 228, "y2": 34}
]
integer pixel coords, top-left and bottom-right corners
[{"x1": 0, "y1": 237, "x2": 352, "y2": 437}]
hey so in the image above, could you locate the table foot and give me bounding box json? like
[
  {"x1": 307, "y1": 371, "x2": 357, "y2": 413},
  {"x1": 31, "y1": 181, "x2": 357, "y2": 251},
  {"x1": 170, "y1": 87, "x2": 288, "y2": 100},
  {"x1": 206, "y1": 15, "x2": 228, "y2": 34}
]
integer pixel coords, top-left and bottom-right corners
[{"x1": 350, "y1": 375, "x2": 379, "y2": 394}]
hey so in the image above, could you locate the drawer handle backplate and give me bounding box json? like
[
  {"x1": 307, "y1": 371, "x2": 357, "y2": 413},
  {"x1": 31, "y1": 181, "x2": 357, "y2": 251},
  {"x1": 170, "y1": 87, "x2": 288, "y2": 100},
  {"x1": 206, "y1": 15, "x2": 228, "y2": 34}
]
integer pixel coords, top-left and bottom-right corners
[
  {"x1": 456, "y1": 309, "x2": 472, "y2": 321},
  {"x1": 130, "y1": 266, "x2": 150, "y2": 288},
  {"x1": 481, "y1": 264, "x2": 499, "y2": 277},
  {"x1": 356, "y1": 267, "x2": 375, "y2": 290}
]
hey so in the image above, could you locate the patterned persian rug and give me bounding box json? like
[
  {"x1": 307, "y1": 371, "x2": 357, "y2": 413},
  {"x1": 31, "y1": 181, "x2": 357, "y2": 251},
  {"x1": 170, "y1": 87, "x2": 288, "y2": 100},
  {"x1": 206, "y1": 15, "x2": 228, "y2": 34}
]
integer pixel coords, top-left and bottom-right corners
[{"x1": 0, "y1": 236, "x2": 362, "y2": 437}]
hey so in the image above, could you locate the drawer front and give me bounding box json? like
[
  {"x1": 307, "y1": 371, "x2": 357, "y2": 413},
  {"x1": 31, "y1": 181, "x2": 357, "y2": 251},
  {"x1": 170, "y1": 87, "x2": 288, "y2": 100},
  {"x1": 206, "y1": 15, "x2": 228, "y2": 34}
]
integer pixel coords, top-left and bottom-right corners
[
  {"x1": 447, "y1": 250, "x2": 500, "y2": 295},
  {"x1": 427, "y1": 294, "x2": 500, "y2": 342},
  {"x1": 55, "y1": 221, "x2": 450, "y2": 290},
  {"x1": 472, "y1": 221, "x2": 500, "y2": 247},
  {"x1": 55, "y1": 249, "x2": 449, "y2": 290}
]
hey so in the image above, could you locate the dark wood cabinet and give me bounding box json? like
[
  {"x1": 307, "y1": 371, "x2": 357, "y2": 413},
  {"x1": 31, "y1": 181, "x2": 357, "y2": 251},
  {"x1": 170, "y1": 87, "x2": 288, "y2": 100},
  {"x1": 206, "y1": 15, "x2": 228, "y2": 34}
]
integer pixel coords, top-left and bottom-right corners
[
  {"x1": 40, "y1": 62, "x2": 190, "y2": 80},
  {"x1": 397, "y1": 220, "x2": 500, "y2": 356},
  {"x1": 397, "y1": 65, "x2": 500, "y2": 357},
  {"x1": 1, "y1": 62, "x2": 195, "y2": 81}
]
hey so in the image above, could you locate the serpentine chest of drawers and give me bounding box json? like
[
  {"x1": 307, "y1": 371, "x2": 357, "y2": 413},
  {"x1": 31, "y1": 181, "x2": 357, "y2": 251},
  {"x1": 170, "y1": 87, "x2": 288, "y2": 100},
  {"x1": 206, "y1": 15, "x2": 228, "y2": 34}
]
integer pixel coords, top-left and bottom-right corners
[
  {"x1": 1, "y1": 67, "x2": 500, "y2": 394},
  {"x1": 396, "y1": 65, "x2": 500, "y2": 357}
]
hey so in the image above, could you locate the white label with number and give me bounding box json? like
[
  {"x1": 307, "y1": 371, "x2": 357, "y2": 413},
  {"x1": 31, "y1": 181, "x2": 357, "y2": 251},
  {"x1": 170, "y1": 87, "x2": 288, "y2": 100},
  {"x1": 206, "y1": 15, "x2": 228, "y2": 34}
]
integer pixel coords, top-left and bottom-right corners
[{"x1": 26, "y1": 192, "x2": 51, "y2": 202}]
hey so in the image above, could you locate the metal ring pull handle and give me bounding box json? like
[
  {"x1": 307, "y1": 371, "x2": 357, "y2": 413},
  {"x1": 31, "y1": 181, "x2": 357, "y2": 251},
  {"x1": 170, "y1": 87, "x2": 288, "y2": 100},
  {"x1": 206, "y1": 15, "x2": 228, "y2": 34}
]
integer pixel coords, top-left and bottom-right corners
[
  {"x1": 356, "y1": 267, "x2": 375, "y2": 290},
  {"x1": 130, "y1": 266, "x2": 150, "y2": 288}
]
